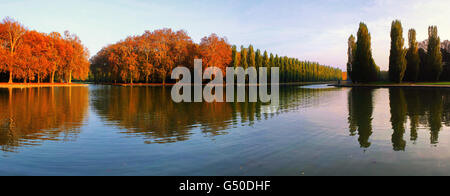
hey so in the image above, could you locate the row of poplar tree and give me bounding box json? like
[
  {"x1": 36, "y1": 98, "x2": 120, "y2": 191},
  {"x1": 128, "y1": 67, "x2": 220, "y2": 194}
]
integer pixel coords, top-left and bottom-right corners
[
  {"x1": 389, "y1": 21, "x2": 442, "y2": 83},
  {"x1": 347, "y1": 20, "x2": 445, "y2": 83},
  {"x1": 231, "y1": 45, "x2": 342, "y2": 83}
]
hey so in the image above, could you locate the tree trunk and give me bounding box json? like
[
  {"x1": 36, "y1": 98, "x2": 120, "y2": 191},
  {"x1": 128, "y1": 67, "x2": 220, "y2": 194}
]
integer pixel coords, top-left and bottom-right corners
[
  {"x1": 51, "y1": 71, "x2": 55, "y2": 84},
  {"x1": 68, "y1": 71, "x2": 72, "y2": 84},
  {"x1": 8, "y1": 71, "x2": 13, "y2": 84},
  {"x1": 162, "y1": 73, "x2": 166, "y2": 86}
]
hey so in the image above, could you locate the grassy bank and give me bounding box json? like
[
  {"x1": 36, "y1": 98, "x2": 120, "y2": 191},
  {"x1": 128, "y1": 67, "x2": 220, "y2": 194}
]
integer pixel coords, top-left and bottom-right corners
[{"x1": 0, "y1": 83, "x2": 88, "y2": 89}]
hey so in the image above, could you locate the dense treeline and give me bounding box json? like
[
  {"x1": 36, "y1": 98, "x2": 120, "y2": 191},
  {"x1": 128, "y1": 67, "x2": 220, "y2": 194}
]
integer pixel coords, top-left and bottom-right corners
[
  {"x1": 90, "y1": 29, "x2": 342, "y2": 84},
  {"x1": 232, "y1": 45, "x2": 342, "y2": 83},
  {"x1": 347, "y1": 20, "x2": 450, "y2": 83},
  {"x1": 0, "y1": 17, "x2": 90, "y2": 83}
]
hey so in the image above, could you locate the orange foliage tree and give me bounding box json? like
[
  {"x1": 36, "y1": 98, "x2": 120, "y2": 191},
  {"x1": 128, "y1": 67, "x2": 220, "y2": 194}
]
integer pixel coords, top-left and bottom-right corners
[
  {"x1": 0, "y1": 17, "x2": 26, "y2": 83},
  {"x1": 0, "y1": 17, "x2": 90, "y2": 84},
  {"x1": 91, "y1": 28, "x2": 206, "y2": 84},
  {"x1": 199, "y1": 33, "x2": 232, "y2": 73}
]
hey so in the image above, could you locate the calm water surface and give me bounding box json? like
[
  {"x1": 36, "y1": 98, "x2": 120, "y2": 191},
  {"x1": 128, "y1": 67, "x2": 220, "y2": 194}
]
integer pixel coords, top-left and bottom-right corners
[{"x1": 2, "y1": 85, "x2": 450, "y2": 176}]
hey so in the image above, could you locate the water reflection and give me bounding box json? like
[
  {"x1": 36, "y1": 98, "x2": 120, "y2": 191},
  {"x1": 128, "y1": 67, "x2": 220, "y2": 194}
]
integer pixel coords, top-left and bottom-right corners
[
  {"x1": 0, "y1": 87, "x2": 88, "y2": 152},
  {"x1": 390, "y1": 89, "x2": 407, "y2": 151},
  {"x1": 4, "y1": 85, "x2": 450, "y2": 154},
  {"x1": 348, "y1": 88, "x2": 374, "y2": 148},
  {"x1": 348, "y1": 88, "x2": 450, "y2": 150},
  {"x1": 91, "y1": 86, "x2": 341, "y2": 144}
]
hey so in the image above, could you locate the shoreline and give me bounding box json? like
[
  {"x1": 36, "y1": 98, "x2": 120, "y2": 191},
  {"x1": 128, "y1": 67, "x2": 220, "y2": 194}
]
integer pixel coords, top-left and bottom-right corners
[
  {"x1": 110, "y1": 82, "x2": 333, "y2": 87},
  {"x1": 330, "y1": 82, "x2": 450, "y2": 89},
  {"x1": 0, "y1": 83, "x2": 88, "y2": 89},
  {"x1": 0, "y1": 81, "x2": 336, "y2": 88}
]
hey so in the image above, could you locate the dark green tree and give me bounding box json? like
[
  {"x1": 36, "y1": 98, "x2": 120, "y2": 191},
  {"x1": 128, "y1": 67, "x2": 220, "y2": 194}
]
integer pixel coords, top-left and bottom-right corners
[
  {"x1": 255, "y1": 49, "x2": 262, "y2": 71},
  {"x1": 263, "y1": 51, "x2": 270, "y2": 80},
  {"x1": 247, "y1": 45, "x2": 256, "y2": 69},
  {"x1": 231, "y1": 45, "x2": 239, "y2": 68},
  {"x1": 389, "y1": 20, "x2": 407, "y2": 83},
  {"x1": 418, "y1": 48, "x2": 427, "y2": 81},
  {"x1": 389, "y1": 88, "x2": 407, "y2": 151},
  {"x1": 348, "y1": 88, "x2": 374, "y2": 148},
  {"x1": 427, "y1": 26, "x2": 443, "y2": 81},
  {"x1": 240, "y1": 47, "x2": 248, "y2": 69},
  {"x1": 405, "y1": 29, "x2": 420, "y2": 82},
  {"x1": 347, "y1": 35, "x2": 356, "y2": 82},
  {"x1": 353, "y1": 23, "x2": 378, "y2": 83}
]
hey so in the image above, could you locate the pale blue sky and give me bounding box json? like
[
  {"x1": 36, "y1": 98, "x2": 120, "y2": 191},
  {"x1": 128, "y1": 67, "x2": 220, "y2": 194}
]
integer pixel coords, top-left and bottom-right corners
[{"x1": 1, "y1": 0, "x2": 449, "y2": 70}]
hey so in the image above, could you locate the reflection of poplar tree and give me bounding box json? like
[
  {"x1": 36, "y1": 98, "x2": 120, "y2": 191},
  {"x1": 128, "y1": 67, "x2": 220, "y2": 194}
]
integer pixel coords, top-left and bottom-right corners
[
  {"x1": 404, "y1": 89, "x2": 421, "y2": 142},
  {"x1": 442, "y1": 91, "x2": 450, "y2": 127},
  {"x1": 428, "y1": 90, "x2": 443, "y2": 144},
  {"x1": 389, "y1": 89, "x2": 407, "y2": 151},
  {"x1": 348, "y1": 88, "x2": 374, "y2": 148}
]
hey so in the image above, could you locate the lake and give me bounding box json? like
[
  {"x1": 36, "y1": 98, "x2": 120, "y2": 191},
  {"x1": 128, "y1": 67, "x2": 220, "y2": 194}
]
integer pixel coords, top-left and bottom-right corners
[{"x1": 1, "y1": 84, "x2": 450, "y2": 176}]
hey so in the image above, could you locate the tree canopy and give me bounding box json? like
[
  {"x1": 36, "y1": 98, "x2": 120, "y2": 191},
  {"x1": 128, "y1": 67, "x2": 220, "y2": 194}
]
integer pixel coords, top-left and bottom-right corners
[{"x1": 0, "y1": 17, "x2": 90, "y2": 83}]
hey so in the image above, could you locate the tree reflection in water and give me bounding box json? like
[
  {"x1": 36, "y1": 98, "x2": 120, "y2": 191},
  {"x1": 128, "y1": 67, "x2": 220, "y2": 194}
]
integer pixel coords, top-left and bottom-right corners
[
  {"x1": 91, "y1": 86, "x2": 340, "y2": 144},
  {"x1": 348, "y1": 88, "x2": 374, "y2": 148},
  {"x1": 348, "y1": 88, "x2": 450, "y2": 151},
  {"x1": 0, "y1": 87, "x2": 89, "y2": 152},
  {"x1": 4, "y1": 85, "x2": 450, "y2": 153}
]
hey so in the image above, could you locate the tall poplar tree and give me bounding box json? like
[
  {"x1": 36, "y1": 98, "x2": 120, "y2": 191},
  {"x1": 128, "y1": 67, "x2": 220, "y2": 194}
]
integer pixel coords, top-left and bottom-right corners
[
  {"x1": 427, "y1": 26, "x2": 443, "y2": 81},
  {"x1": 248, "y1": 45, "x2": 256, "y2": 69},
  {"x1": 353, "y1": 22, "x2": 378, "y2": 83},
  {"x1": 347, "y1": 35, "x2": 356, "y2": 82},
  {"x1": 389, "y1": 20, "x2": 407, "y2": 83},
  {"x1": 255, "y1": 49, "x2": 262, "y2": 71},
  {"x1": 405, "y1": 29, "x2": 420, "y2": 82},
  {"x1": 240, "y1": 47, "x2": 248, "y2": 69},
  {"x1": 231, "y1": 45, "x2": 238, "y2": 68},
  {"x1": 263, "y1": 51, "x2": 270, "y2": 80}
]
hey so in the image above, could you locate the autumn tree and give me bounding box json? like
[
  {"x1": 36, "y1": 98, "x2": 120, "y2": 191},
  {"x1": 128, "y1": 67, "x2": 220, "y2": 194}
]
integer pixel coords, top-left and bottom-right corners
[
  {"x1": 48, "y1": 32, "x2": 65, "y2": 83},
  {"x1": 136, "y1": 31, "x2": 155, "y2": 83},
  {"x1": 0, "y1": 17, "x2": 27, "y2": 83},
  {"x1": 90, "y1": 29, "x2": 342, "y2": 84},
  {"x1": 21, "y1": 30, "x2": 51, "y2": 83},
  {"x1": 62, "y1": 31, "x2": 90, "y2": 83},
  {"x1": 0, "y1": 17, "x2": 90, "y2": 84},
  {"x1": 199, "y1": 33, "x2": 232, "y2": 73}
]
